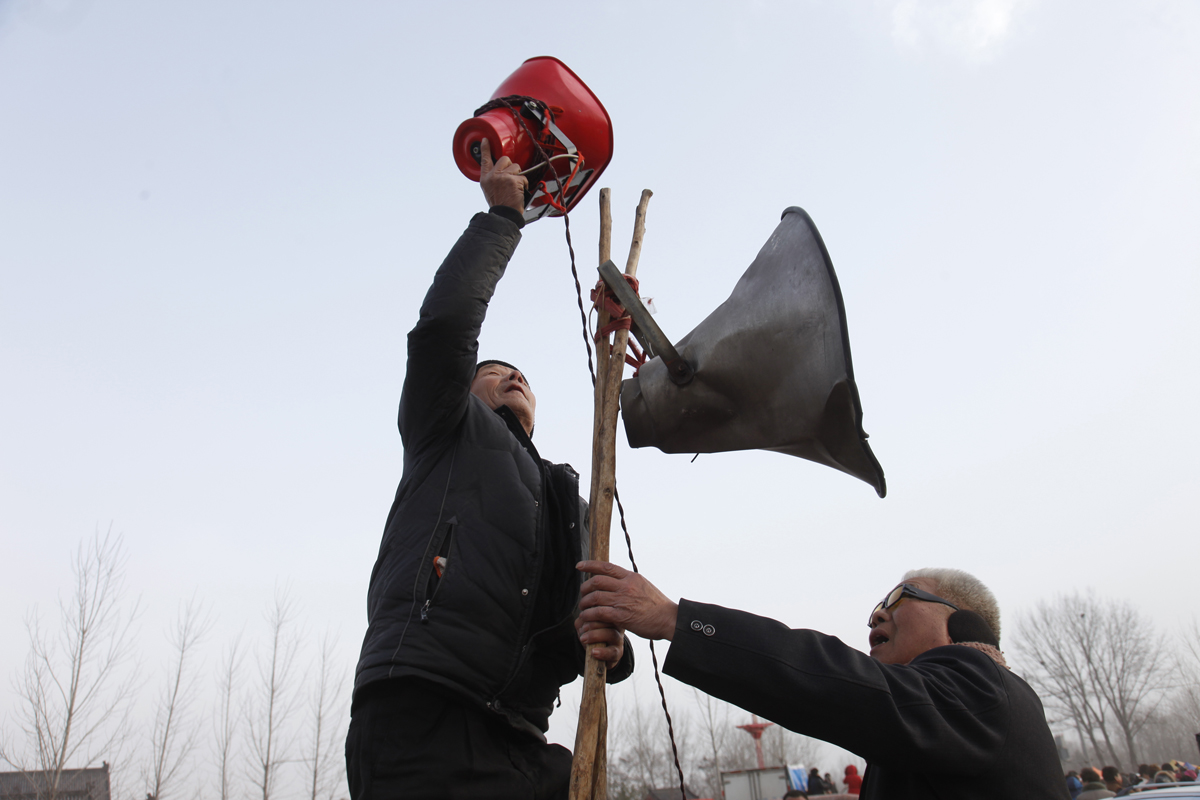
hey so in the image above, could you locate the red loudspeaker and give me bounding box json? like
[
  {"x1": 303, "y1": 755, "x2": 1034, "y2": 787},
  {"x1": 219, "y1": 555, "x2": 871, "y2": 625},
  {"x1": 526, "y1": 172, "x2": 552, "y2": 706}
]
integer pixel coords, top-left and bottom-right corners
[{"x1": 452, "y1": 56, "x2": 613, "y2": 222}]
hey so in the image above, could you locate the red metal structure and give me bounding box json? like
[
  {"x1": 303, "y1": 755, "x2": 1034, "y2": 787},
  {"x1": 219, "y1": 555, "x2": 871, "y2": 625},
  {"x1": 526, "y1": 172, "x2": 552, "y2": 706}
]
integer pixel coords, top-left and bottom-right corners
[{"x1": 737, "y1": 714, "x2": 774, "y2": 770}]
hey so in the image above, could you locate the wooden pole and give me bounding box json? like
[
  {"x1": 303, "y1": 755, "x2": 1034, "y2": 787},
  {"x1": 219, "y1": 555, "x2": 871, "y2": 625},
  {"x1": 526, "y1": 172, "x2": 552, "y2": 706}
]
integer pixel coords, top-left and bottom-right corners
[
  {"x1": 591, "y1": 188, "x2": 613, "y2": 469},
  {"x1": 569, "y1": 189, "x2": 653, "y2": 800},
  {"x1": 576, "y1": 187, "x2": 611, "y2": 800}
]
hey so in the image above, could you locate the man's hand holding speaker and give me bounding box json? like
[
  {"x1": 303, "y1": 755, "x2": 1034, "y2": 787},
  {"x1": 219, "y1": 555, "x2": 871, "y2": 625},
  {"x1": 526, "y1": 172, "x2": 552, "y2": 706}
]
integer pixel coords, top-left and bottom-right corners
[{"x1": 478, "y1": 137, "x2": 527, "y2": 212}]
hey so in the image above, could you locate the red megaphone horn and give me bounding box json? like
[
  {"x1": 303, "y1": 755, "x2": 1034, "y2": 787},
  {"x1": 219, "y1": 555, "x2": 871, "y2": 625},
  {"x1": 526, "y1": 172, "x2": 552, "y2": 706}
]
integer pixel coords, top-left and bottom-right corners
[{"x1": 452, "y1": 56, "x2": 614, "y2": 222}]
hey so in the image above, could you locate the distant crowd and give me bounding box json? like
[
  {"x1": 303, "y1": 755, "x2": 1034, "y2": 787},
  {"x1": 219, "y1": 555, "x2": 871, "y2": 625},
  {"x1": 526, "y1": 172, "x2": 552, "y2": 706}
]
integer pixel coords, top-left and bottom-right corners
[
  {"x1": 782, "y1": 765, "x2": 864, "y2": 796},
  {"x1": 771, "y1": 760, "x2": 1200, "y2": 798},
  {"x1": 1066, "y1": 761, "x2": 1199, "y2": 798}
]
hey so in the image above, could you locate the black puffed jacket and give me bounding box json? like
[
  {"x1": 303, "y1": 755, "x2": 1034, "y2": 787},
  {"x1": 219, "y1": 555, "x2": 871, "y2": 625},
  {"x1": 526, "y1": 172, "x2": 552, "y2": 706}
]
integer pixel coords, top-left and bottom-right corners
[{"x1": 353, "y1": 210, "x2": 632, "y2": 739}]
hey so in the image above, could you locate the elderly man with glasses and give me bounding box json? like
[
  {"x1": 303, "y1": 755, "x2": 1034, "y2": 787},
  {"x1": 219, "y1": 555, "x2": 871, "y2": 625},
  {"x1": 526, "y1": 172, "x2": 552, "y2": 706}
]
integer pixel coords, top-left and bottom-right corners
[{"x1": 576, "y1": 563, "x2": 1068, "y2": 799}]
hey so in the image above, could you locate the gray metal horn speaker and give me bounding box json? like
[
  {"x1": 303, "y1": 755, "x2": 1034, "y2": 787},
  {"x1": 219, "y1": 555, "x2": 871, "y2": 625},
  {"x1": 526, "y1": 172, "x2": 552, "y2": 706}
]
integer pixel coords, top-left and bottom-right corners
[{"x1": 620, "y1": 207, "x2": 886, "y2": 497}]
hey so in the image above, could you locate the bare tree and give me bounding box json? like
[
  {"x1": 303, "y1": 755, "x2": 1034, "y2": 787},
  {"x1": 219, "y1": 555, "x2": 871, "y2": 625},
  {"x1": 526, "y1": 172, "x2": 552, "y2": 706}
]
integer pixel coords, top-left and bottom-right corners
[
  {"x1": 1013, "y1": 591, "x2": 1173, "y2": 769},
  {"x1": 144, "y1": 598, "x2": 210, "y2": 800},
  {"x1": 246, "y1": 589, "x2": 301, "y2": 800},
  {"x1": 301, "y1": 632, "x2": 347, "y2": 800},
  {"x1": 1137, "y1": 617, "x2": 1200, "y2": 764},
  {"x1": 607, "y1": 686, "x2": 695, "y2": 800},
  {"x1": 212, "y1": 635, "x2": 243, "y2": 800},
  {"x1": 691, "y1": 688, "x2": 734, "y2": 799},
  {"x1": 760, "y1": 721, "x2": 822, "y2": 774},
  {"x1": 1014, "y1": 592, "x2": 1114, "y2": 765},
  {"x1": 1176, "y1": 618, "x2": 1200, "y2": 724},
  {"x1": 0, "y1": 529, "x2": 140, "y2": 800},
  {"x1": 604, "y1": 687, "x2": 862, "y2": 799},
  {"x1": 1092, "y1": 601, "x2": 1173, "y2": 766}
]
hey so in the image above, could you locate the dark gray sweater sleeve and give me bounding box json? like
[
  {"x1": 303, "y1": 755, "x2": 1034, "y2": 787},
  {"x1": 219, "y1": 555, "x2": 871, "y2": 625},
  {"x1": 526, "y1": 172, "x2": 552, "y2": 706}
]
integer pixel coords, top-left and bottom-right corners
[
  {"x1": 398, "y1": 211, "x2": 522, "y2": 451},
  {"x1": 663, "y1": 599, "x2": 1012, "y2": 773}
]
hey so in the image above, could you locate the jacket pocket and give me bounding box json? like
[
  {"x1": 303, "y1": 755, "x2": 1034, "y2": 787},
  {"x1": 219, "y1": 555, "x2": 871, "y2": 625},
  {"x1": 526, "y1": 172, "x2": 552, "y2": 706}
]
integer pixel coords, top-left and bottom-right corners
[{"x1": 417, "y1": 517, "x2": 457, "y2": 623}]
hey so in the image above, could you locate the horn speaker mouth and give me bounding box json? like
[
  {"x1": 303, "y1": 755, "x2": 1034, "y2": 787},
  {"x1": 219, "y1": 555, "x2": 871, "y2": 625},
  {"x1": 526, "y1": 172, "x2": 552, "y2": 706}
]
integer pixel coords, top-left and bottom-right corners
[{"x1": 620, "y1": 207, "x2": 886, "y2": 497}]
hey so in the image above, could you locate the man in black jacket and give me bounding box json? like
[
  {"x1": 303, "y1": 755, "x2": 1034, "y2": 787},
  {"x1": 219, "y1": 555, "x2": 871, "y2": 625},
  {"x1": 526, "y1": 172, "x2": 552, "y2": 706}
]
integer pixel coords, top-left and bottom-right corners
[
  {"x1": 575, "y1": 563, "x2": 1068, "y2": 800},
  {"x1": 346, "y1": 140, "x2": 632, "y2": 800}
]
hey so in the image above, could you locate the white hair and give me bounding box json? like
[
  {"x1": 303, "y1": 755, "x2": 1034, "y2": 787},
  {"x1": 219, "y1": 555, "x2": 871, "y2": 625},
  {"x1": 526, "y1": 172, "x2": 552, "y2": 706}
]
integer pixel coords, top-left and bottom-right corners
[{"x1": 903, "y1": 567, "x2": 1001, "y2": 642}]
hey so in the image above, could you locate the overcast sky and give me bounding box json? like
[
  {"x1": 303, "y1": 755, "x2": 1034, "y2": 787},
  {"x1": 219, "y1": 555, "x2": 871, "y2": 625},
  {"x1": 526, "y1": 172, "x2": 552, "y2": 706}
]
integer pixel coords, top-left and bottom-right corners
[{"x1": 2, "y1": 0, "x2": 1197, "y2": 772}]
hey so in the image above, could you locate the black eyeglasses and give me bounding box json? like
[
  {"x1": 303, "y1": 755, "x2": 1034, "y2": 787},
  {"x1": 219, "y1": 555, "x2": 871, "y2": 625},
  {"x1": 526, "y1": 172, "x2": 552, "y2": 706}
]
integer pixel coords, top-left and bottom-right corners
[{"x1": 868, "y1": 583, "x2": 959, "y2": 628}]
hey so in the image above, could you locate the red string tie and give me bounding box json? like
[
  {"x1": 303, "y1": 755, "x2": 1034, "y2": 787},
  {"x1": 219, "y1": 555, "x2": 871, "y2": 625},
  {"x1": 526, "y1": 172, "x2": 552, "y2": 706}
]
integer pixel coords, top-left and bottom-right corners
[{"x1": 589, "y1": 275, "x2": 649, "y2": 374}]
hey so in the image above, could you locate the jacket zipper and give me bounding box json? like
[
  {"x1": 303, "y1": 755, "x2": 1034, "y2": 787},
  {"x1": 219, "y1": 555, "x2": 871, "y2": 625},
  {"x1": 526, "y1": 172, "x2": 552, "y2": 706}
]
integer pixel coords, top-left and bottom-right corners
[
  {"x1": 419, "y1": 519, "x2": 457, "y2": 623},
  {"x1": 490, "y1": 461, "x2": 583, "y2": 709}
]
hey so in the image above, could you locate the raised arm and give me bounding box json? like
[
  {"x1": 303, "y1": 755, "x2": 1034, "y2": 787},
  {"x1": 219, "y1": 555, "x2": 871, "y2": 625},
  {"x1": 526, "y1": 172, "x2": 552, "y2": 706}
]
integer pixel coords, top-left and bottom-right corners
[{"x1": 398, "y1": 139, "x2": 528, "y2": 450}]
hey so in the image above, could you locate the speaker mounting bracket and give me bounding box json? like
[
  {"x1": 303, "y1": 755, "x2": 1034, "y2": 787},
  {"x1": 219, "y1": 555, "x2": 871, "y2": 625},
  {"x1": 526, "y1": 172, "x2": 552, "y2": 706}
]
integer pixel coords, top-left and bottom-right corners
[{"x1": 597, "y1": 260, "x2": 694, "y2": 386}]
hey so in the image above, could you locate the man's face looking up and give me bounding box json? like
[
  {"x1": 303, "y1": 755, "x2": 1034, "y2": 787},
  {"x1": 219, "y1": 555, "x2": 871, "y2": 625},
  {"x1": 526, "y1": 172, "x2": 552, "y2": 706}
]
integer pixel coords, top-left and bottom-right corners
[
  {"x1": 470, "y1": 363, "x2": 536, "y2": 435},
  {"x1": 867, "y1": 577, "x2": 955, "y2": 665}
]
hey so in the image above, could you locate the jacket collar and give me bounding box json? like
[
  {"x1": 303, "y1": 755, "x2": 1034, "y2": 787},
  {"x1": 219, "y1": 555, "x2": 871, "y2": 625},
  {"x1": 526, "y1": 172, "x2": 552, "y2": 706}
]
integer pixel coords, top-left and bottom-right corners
[{"x1": 495, "y1": 405, "x2": 539, "y2": 458}]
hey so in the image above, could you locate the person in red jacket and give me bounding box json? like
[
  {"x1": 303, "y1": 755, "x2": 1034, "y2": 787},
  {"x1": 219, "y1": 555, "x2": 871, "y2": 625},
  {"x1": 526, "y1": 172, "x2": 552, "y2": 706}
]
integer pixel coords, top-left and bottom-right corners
[{"x1": 844, "y1": 764, "x2": 863, "y2": 795}]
